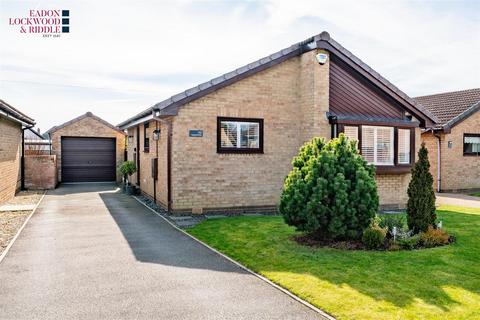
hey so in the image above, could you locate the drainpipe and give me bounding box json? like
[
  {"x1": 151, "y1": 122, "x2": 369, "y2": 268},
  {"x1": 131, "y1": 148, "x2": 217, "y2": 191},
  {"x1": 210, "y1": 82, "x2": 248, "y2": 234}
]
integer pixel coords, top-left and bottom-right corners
[
  {"x1": 21, "y1": 125, "x2": 34, "y2": 190},
  {"x1": 433, "y1": 131, "x2": 441, "y2": 193}
]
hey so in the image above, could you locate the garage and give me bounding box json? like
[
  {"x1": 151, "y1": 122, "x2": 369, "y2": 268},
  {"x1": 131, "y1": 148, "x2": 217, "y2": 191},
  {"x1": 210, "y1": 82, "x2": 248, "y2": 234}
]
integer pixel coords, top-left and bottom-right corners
[
  {"x1": 46, "y1": 112, "x2": 125, "y2": 183},
  {"x1": 61, "y1": 137, "x2": 116, "y2": 182}
]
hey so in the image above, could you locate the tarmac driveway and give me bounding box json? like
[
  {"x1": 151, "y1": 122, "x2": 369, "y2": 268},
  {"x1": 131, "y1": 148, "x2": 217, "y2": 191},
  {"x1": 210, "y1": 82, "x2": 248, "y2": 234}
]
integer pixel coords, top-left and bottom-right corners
[{"x1": 0, "y1": 183, "x2": 324, "y2": 320}]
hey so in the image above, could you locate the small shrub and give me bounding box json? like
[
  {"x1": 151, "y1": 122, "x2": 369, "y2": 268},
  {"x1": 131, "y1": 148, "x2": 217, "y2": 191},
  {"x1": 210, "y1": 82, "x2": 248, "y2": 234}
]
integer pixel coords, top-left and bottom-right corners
[
  {"x1": 362, "y1": 222, "x2": 387, "y2": 250},
  {"x1": 119, "y1": 161, "x2": 137, "y2": 184},
  {"x1": 379, "y1": 214, "x2": 407, "y2": 233},
  {"x1": 388, "y1": 243, "x2": 401, "y2": 251},
  {"x1": 279, "y1": 134, "x2": 379, "y2": 240},
  {"x1": 419, "y1": 226, "x2": 450, "y2": 247},
  {"x1": 398, "y1": 234, "x2": 420, "y2": 250}
]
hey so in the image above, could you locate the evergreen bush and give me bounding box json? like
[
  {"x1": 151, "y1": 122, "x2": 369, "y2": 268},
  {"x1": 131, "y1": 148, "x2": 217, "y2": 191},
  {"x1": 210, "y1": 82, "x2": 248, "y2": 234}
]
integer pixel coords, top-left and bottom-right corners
[
  {"x1": 279, "y1": 134, "x2": 379, "y2": 240},
  {"x1": 406, "y1": 143, "x2": 436, "y2": 233}
]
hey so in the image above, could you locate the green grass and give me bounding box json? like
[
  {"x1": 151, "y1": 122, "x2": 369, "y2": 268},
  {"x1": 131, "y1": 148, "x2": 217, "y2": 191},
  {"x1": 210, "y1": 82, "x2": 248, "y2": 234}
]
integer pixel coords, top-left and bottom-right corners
[
  {"x1": 470, "y1": 192, "x2": 480, "y2": 197},
  {"x1": 187, "y1": 206, "x2": 480, "y2": 320}
]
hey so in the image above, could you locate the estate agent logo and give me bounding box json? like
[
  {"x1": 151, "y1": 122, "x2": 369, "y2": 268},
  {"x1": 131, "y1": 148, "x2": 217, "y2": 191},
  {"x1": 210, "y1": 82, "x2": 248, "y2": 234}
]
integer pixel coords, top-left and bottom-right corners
[{"x1": 8, "y1": 9, "x2": 70, "y2": 37}]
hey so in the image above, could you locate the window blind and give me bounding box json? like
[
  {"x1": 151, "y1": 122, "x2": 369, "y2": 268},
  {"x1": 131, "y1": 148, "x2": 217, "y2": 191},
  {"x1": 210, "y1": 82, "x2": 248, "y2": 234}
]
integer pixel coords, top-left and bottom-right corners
[
  {"x1": 398, "y1": 129, "x2": 410, "y2": 164},
  {"x1": 220, "y1": 121, "x2": 259, "y2": 149},
  {"x1": 344, "y1": 126, "x2": 358, "y2": 143},
  {"x1": 361, "y1": 126, "x2": 394, "y2": 165}
]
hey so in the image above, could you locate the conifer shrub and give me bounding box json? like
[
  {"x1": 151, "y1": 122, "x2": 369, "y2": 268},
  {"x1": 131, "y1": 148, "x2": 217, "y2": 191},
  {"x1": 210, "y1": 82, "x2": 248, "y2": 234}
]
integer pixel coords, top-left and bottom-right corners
[
  {"x1": 362, "y1": 222, "x2": 387, "y2": 249},
  {"x1": 407, "y1": 143, "x2": 436, "y2": 233},
  {"x1": 279, "y1": 134, "x2": 379, "y2": 240}
]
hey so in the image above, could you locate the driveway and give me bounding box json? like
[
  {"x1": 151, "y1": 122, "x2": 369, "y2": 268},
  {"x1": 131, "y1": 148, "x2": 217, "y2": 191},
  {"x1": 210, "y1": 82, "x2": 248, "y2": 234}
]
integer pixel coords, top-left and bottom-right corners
[
  {"x1": 0, "y1": 183, "x2": 325, "y2": 320},
  {"x1": 436, "y1": 192, "x2": 480, "y2": 208}
]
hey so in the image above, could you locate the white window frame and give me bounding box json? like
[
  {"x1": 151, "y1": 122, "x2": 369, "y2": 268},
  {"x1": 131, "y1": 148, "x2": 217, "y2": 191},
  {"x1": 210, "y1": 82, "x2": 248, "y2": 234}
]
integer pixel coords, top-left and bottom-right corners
[{"x1": 362, "y1": 125, "x2": 394, "y2": 166}]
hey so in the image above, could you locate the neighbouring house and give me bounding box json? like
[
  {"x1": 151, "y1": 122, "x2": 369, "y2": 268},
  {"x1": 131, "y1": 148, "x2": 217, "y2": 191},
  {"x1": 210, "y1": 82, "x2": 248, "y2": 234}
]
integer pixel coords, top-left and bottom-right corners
[
  {"x1": 0, "y1": 99, "x2": 35, "y2": 203},
  {"x1": 46, "y1": 112, "x2": 126, "y2": 183},
  {"x1": 24, "y1": 127, "x2": 52, "y2": 155},
  {"x1": 118, "y1": 31, "x2": 438, "y2": 214},
  {"x1": 417, "y1": 88, "x2": 480, "y2": 192}
]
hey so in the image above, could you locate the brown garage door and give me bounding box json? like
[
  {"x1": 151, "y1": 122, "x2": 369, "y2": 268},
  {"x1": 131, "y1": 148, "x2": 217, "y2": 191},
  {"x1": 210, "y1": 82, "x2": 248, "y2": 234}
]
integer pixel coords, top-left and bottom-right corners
[{"x1": 61, "y1": 137, "x2": 116, "y2": 182}]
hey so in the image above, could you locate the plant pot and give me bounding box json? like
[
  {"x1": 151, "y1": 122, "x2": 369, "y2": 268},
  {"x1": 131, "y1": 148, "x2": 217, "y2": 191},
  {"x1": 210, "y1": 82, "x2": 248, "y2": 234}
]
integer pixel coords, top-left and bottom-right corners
[{"x1": 125, "y1": 185, "x2": 134, "y2": 195}]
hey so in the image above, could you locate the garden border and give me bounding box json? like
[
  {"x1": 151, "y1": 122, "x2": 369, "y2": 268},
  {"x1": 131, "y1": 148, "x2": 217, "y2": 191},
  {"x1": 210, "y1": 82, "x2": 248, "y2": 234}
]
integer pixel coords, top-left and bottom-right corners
[
  {"x1": 0, "y1": 191, "x2": 47, "y2": 264},
  {"x1": 133, "y1": 195, "x2": 336, "y2": 320}
]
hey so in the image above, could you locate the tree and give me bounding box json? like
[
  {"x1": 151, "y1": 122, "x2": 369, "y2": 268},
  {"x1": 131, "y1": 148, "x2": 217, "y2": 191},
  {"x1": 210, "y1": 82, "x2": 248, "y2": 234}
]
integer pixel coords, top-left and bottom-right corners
[
  {"x1": 279, "y1": 134, "x2": 379, "y2": 240},
  {"x1": 407, "y1": 143, "x2": 436, "y2": 233}
]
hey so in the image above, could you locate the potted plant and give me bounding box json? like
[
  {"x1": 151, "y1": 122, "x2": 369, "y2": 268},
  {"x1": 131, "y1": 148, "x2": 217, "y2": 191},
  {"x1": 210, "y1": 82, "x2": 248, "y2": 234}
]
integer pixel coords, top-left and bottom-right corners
[{"x1": 119, "y1": 161, "x2": 137, "y2": 195}]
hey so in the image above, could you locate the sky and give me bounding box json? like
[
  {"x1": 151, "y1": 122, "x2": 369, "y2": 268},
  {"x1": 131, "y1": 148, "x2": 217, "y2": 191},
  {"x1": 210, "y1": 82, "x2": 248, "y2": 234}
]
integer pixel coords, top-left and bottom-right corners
[{"x1": 1, "y1": 0, "x2": 479, "y2": 132}]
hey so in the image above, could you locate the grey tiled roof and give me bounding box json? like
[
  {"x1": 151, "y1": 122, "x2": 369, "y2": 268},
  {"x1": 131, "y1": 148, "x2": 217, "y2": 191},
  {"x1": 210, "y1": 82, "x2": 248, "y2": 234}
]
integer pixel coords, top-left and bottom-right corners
[
  {"x1": 415, "y1": 88, "x2": 480, "y2": 125},
  {"x1": 118, "y1": 32, "x2": 438, "y2": 128}
]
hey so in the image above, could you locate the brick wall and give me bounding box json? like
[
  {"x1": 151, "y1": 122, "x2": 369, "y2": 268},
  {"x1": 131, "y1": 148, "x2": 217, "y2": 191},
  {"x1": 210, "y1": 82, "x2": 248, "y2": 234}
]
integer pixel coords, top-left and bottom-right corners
[
  {"x1": 126, "y1": 121, "x2": 168, "y2": 207},
  {"x1": 128, "y1": 50, "x2": 420, "y2": 213},
  {"x1": 422, "y1": 110, "x2": 480, "y2": 191},
  {"x1": 25, "y1": 155, "x2": 57, "y2": 189},
  {"x1": 0, "y1": 117, "x2": 21, "y2": 204},
  {"x1": 50, "y1": 116, "x2": 125, "y2": 182}
]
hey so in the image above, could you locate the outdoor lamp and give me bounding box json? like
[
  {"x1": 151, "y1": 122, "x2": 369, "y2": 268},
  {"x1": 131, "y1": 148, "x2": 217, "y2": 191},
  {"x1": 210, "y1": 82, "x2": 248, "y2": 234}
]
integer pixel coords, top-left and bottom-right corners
[
  {"x1": 128, "y1": 135, "x2": 134, "y2": 143},
  {"x1": 152, "y1": 129, "x2": 161, "y2": 141}
]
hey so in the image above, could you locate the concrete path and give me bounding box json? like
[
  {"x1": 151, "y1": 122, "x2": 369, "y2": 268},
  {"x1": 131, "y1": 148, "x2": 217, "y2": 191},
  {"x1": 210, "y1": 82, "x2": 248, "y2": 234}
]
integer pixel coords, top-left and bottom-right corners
[
  {"x1": 0, "y1": 183, "x2": 325, "y2": 320},
  {"x1": 436, "y1": 193, "x2": 480, "y2": 208}
]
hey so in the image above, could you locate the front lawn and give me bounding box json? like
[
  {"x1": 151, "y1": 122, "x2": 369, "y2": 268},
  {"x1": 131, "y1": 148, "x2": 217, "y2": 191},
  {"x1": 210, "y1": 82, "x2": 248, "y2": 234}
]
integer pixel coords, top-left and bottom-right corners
[
  {"x1": 470, "y1": 192, "x2": 480, "y2": 197},
  {"x1": 187, "y1": 206, "x2": 480, "y2": 320}
]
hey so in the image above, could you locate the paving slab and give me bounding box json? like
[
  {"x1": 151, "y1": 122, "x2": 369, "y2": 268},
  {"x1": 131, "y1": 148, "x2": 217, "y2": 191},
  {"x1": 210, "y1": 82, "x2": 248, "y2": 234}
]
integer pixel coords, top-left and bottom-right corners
[
  {"x1": 436, "y1": 193, "x2": 480, "y2": 208},
  {"x1": 0, "y1": 183, "x2": 326, "y2": 320}
]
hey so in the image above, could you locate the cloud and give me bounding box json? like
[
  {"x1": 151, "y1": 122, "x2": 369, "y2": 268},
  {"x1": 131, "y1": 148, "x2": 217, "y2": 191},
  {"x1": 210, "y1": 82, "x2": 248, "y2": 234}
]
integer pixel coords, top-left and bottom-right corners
[{"x1": 1, "y1": 0, "x2": 479, "y2": 130}]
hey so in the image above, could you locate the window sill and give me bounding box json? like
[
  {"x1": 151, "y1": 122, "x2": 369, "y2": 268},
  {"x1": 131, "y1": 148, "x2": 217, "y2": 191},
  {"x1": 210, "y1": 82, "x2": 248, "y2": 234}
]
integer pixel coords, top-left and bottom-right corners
[
  {"x1": 217, "y1": 148, "x2": 263, "y2": 154},
  {"x1": 376, "y1": 165, "x2": 412, "y2": 174},
  {"x1": 463, "y1": 153, "x2": 480, "y2": 156}
]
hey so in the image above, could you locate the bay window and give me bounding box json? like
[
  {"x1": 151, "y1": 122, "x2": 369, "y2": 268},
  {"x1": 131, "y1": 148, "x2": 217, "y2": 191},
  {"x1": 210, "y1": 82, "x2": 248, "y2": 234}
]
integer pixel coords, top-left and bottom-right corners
[
  {"x1": 341, "y1": 124, "x2": 414, "y2": 169},
  {"x1": 217, "y1": 117, "x2": 263, "y2": 153}
]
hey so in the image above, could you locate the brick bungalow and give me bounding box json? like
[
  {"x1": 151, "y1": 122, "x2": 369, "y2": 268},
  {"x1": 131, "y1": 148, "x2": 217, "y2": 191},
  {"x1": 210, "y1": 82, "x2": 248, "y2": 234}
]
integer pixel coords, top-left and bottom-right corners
[
  {"x1": 418, "y1": 88, "x2": 480, "y2": 192},
  {"x1": 46, "y1": 112, "x2": 126, "y2": 183},
  {"x1": 0, "y1": 99, "x2": 35, "y2": 204},
  {"x1": 118, "y1": 32, "x2": 438, "y2": 214}
]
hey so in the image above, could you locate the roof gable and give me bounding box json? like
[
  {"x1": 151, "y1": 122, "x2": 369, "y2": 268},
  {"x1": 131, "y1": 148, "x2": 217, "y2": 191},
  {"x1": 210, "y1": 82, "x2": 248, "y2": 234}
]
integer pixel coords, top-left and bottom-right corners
[
  {"x1": 46, "y1": 112, "x2": 125, "y2": 135},
  {"x1": 118, "y1": 32, "x2": 438, "y2": 128}
]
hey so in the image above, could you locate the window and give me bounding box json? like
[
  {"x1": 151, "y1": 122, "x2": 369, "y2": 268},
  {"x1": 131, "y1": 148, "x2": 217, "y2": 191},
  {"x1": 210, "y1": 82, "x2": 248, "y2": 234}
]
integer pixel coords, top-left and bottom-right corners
[
  {"x1": 344, "y1": 126, "x2": 359, "y2": 143},
  {"x1": 361, "y1": 126, "x2": 394, "y2": 165},
  {"x1": 464, "y1": 134, "x2": 480, "y2": 156},
  {"x1": 398, "y1": 129, "x2": 411, "y2": 164},
  {"x1": 144, "y1": 122, "x2": 150, "y2": 152},
  {"x1": 217, "y1": 117, "x2": 263, "y2": 153}
]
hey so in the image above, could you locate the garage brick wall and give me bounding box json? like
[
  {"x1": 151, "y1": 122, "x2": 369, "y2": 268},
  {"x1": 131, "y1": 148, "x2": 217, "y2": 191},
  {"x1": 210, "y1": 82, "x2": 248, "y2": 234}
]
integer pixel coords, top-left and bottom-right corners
[
  {"x1": 422, "y1": 110, "x2": 480, "y2": 191},
  {"x1": 0, "y1": 117, "x2": 22, "y2": 204},
  {"x1": 50, "y1": 115, "x2": 125, "y2": 182}
]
